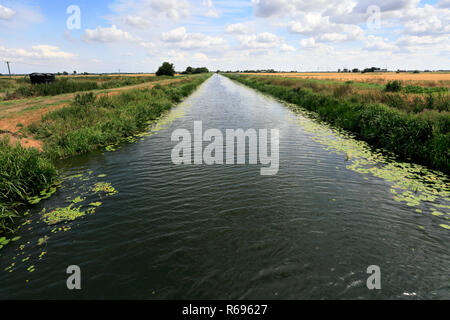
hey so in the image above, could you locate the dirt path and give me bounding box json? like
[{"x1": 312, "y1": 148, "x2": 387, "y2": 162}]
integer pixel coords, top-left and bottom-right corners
[{"x1": 0, "y1": 78, "x2": 183, "y2": 150}]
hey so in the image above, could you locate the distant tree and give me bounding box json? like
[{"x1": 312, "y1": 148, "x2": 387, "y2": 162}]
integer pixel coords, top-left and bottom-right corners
[
  {"x1": 63, "y1": 71, "x2": 69, "y2": 75},
  {"x1": 185, "y1": 66, "x2": 194, "y2": 74},
  {"x1": 156, "y1": 62, "x2": 175, "y2": 76},
  {"x1": 192, "y1": 67, "x2": 209, "y2": 74},
  {"x1": 73, "y1": 70, "x2": 77, "y2": 75},
  {"x1": 352, "y1": 68, "x2": 360, "y2": 73}
]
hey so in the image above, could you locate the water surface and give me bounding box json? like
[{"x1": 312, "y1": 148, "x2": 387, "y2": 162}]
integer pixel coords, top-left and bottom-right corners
[{"x1": 1, "y1": 74, "x2": 449, "y2": 299}]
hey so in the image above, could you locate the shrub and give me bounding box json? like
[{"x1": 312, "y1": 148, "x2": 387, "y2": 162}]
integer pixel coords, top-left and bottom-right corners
[{"x1": 385, "y1": 80, "x2": 402, "y2": 92}]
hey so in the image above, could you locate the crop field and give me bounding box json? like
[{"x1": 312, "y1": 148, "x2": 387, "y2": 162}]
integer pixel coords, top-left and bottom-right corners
[{"x1": 243, "y1": 72, "x2": 450, "y2": 88}]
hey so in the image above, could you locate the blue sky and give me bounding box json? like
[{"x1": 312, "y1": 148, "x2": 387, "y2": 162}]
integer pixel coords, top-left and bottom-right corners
[{"x1": 0, "y1": 0, "x2": 449, "y2": 74}]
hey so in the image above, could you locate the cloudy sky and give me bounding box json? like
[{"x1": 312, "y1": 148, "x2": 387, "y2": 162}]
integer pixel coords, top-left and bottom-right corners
[{"x1": 0, "y1": 0, "x2": 449, "y2": 74}]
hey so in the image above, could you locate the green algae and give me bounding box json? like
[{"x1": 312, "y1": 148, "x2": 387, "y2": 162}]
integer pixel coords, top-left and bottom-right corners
[
  {"x1": 91, "y1": 182, "x2": 118, "y2": 196},
  {"x1": 286, "y1": 105, "x2": 450, "y2": 229},
  {"x1": 89, "y1": 202, "x2": 102, "y2": 207},
  {"x1": 71, "y1": 196, "x2": 86, "y2": 204},
  {"x1": 42, "y1": 205, "x2": 84, "y2": 225}
]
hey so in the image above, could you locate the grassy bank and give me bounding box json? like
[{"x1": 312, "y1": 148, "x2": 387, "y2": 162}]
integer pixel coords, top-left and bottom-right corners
[
  {"x1": 0, "y1": 74, "x2": 210, "y2": 233},
  {"x1": 224, "y1": 74, "x2": 449, "y2": 174},
  {"x1": 1, "y1": 75, "x2": 174, "y2": 100}
]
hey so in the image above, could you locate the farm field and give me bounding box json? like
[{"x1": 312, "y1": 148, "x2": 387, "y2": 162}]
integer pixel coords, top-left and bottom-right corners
[{"x1": 243, "y1": 72, "x2": 450, "y2": 88}]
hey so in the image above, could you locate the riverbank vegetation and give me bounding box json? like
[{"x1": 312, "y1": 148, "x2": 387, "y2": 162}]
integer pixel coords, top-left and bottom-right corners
[
  {"x1": 224, "y1": 74, "x2": 449, "y2": 174},
  {"x1": 0, "y1": 74, "x2": 210, "y2": 233},
  {"x1": 0, "y1": 75, "x2": 173, "y2": 100}
]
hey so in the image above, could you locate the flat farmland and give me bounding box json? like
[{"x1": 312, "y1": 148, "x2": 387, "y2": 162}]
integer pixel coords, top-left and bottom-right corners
[{"x1": 242, "y1": 72, "x2": 450, "y2": 88}]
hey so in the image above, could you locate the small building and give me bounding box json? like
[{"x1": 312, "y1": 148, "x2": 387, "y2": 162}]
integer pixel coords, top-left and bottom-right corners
[{"x1": 29, "y1": 73, "x2": 56, "y2": 84}]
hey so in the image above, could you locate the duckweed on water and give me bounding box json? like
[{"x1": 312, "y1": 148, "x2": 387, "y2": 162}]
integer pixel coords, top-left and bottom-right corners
[
  {"x1": 71, "y1": 196, "x2": 86, "y2": 204},
  {"x1": 42, "y1": 205, "x2": 84, "y2": 225},
  {"x1": 38, "y1": 236, "x2": 49, "y2": 245},
  {"x1": 284, "y1": 105, "x2": 450, "y2": 228},
  {"x1": 89, "y1": 202, "x2": 102, "y2": 207},
  {"x1": 91, "y1": 182, "x2": 118, "y2": 196}
]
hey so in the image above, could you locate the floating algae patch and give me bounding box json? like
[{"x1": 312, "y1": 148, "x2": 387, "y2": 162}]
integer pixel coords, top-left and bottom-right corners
[
  {"x1": 89, "y1": 202, "x2": 102, "y2": 207},
  {"x1": 288, "y1": 106, "x2": 450, "y2": 226},
  {"x1": 91, "y1": 182, "x2": 118, "y2": 196},
  {"x1": 41, "y1": 205, "x2": 85, "y2": 225},
  {"x1": 71, "y1": 196, "x2": 86, "y2": 204}
]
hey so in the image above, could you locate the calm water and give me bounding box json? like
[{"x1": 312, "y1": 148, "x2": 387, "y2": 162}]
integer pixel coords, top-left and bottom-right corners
[{"x1": 1, "y1": 74, "x2": 449, "y2": 299}]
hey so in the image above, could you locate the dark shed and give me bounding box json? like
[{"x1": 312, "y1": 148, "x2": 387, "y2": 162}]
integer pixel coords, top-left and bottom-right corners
[{"x1": 29, "y1": 73, "x2": 56, "y2": 84}]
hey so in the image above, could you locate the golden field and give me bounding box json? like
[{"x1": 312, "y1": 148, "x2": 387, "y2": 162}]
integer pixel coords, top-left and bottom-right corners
[{"x1": 242, "y1": 72, "x2": 450, "y2": 88}]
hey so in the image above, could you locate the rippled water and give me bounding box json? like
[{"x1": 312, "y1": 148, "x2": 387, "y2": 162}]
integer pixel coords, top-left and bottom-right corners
[{"x1": 1, "y1": 74, "x2": 449, "y2": 299}]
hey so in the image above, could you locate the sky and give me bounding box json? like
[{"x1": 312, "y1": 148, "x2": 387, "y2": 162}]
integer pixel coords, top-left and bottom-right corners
[{"x1": 0, "y1": 0, "x2": 449, "y2": 74}]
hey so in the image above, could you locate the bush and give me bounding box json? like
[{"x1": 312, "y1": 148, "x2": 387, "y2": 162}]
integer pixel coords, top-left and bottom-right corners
[{"x1": 385, "y1": 80, "x2": 402, "y2": 92}]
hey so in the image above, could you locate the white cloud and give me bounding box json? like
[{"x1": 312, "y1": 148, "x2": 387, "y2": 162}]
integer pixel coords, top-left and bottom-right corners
[
  {"x1": 300, "y1": 37, "x2": 318, "y2": 48},
  {"x1": 280, "y1": 43, "x2": 296, "y2": 51},
  {"x1": 202, "y1": 0, "x2": 213, "y2": 8},
  {"x1": 161, "y1": 27, "x2": 226, "y2": 50},
  {"x1": 287, "y1": 13, "x2": 364, "y2": 41},
  {"x1": 401, "y1": 5, "x2": 450, "y2": 35},
  {"x1": 239, "y1": 32, "x2": 280, "y2": 49},
  {"x1": 0, "y1": 5, "x2": 15, "y2": 20},
  {"x1": 180, "y1": 33, "x2": 226, "y2": 49},
  {"x1": 192, "y1": 52, "x2": 208, "y2": 61},
  {"x1": 125, "y1": 15, "x2": 150, "y2": 28},
  {"x1": 351, "y1": 0, "x2": 419, "y2": 13},
  {"x1": 251, "y1": 0, "x2": 288, "y2": 18},
  {"x1": 364, "y1": 35, "x2": 399, "y2": 52},
  {"x1": 139, "y1": 41, "x2": 156, "y2": 49},
  {"x1": 0, "y1": 45, "x2": 76, "y2": 61},
  {"x1": 83, "y1": 25, "x2": 139, "y2": 43},
  {"x1": 226, "y1": 23, "x2": 251, "y2": 34},
  {"x1": 161, "y1": 27, "x2": 188, "y2": 42},
  {"x1": 437, "y1": 0, "x2": 450, "y2": 8},
  {"x1": 148, "y1": 0, "x2": 190, "y2": 19},
  {"x1": 396, "y1": 35, "x2": 448, "y2": 46},
  {"x1": 205, "y1": 9, "x2": 220, "y2": 18}
]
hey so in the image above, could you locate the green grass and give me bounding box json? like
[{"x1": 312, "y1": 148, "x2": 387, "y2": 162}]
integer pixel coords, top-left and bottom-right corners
[
  {"x1": 1, "y1": 76, "x2": 174, "y2": 100},
  {"x1": 0, "y1": 74, "x2": 210, "y2": 233},
  {"x1": 0, "y1": 138, "x2": 57, "y2": 232},
  {"x1": 225, "y1": 74, "x2": 450, "y2": 174}
]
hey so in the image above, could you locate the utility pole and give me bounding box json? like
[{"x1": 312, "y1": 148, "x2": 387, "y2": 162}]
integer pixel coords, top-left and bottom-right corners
[{"x1": 5, "y1": 61, "x2": 11, "y2": 78}]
